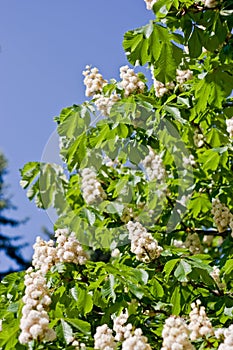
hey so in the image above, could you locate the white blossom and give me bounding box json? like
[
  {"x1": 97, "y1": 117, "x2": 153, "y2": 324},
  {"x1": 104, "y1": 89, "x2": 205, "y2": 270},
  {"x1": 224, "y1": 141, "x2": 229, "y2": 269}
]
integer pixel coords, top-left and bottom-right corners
[
  {"x1": 194, "y1": 129, "x2": 204, "y2": 148},
  {"x1": 144, "y1": 0, "x2": 157, "y2": 10},
  {"x1": 161, "y1": 316, "x2": 194, "y2": 350},
  {"x1": 83, "y1": 66, "x2": 107, "y2": 97},
  {"x1": 126, "y1": 221, "x2": 163, "y2": 262},
  {"x1": 81, "y1": 168, "x2": 107, "y2": 205},
  {"x1": 94, "y1": 324, "x2": 116, "y2": 350},
  {"x1": 185, "y1": 233, "x2": 203, "y2": 255},
  {"x1": 151, "y1": 67, "x2": 174, "y2": 97},
  {"x1": 55, "y1": 228, "x2": 88, "y2": 265},
  {"x1": 202, "y1": 0, "x2": 217, "y2": 8},
  {"x1": 32, "y1": 237, "x2": 57, "y2": 274},
  {"x1": 211, "y1": 198, "x2": 231, "y2": 233},
  {"x1": 183, "y1": 154, "x2": 196, "y2": 167},
  {"x1": 19, "y1": 268, "x2": 56, "y2": 345},
  {"x1": 142, "y1": 147, "x2": 166, "y2": 182},
  {"x1": 111, "y1": 248, "x2": 121, "y2": 258},
  {"x1": 176, "y1": 69, "x2": 193, "y2": 84},
  {"x1": 94, "y1": 93, "x2": 119, "y2": 116},
  {"x1": 119, "y1": 65, "x2": 145, "y2": 97},
  {"x1": 113, "y1": 309, "x2": 131, "y2": 341},
  {"x1": 226, "y1": 118, "x2": 233, "y2": 138},
  {"x1": 122, "y1": 328, "x2": 152, "y2": 349},
  {"x1": 188, "y1": 300, "x2": 213, "y2": 341}
]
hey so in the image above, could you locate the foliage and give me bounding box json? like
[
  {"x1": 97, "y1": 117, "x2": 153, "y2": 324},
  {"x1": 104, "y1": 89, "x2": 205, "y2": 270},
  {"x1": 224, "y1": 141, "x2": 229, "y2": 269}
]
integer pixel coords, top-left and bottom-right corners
[{"x1": 1, "y1": 0, "x2": 233, "y2": 349}]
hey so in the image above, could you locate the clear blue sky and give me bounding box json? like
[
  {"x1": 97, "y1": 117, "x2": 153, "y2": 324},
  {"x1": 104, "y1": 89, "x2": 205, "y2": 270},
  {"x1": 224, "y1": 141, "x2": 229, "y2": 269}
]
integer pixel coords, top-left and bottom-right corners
[{"x1": 0, "y1": 0, "x2": 153, "y2": 271}]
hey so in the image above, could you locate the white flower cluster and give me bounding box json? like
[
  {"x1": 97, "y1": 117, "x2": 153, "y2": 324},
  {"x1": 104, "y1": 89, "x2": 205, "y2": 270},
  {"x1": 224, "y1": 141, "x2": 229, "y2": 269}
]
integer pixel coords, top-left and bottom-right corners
[
  {"x1": 153, "y1": 79, "x2": 174, "y2": 98},
  {"x1": 71, "y1": 340, "x2": 86, "y2": 350},
  {"x1": 183, "y1": 154, "x2": 196, "y2": 167},
  {"x1": 113, "y1": 310, "x2": 132, "y2": 341},
  {"x1": 55, "y1": 229, "x2": 88, "y2": 265},
  {"x1": 211, "y1": 198, "x2": 232, "y2": 233},
  {"x1": 173, "y1": 239, "x2": 185, "y2": 249},
  {"x1": 210, "y1": 266, "x2": 221, "y2": 283},
  {"x1": 185, "y1": 233, "x2": 203, "y2": 255},
  {"x1": 226, "y1": 117, "x2": 233, "y2": 138},
  {"x1": 176, "y1": 69, "x2": 193, "y2": 84},
  {"x1": 142, "y1": 147, "x2": 166, "y2": 182},
  {"x1": 81, "y1": 168, "x2": 107, "y2": 205},
  {"x1": 19, "y1": 268, "x2": 56, "y2": 344},
  {"x1": 210, "y1": 266, "x2": 225, "y2": 289},
  {"x1": 218, "y1": 325, "x2": 233, "y2": 349},
  {"x1": 83, "y1": 66, "x2": 107, "y2": 97},
  {"x1": 122, "y1": 328, "x2": 152, "y2": 350},
  {"x1": 188, "y1": 300, "x2": 213, "y2": 341},
  {"x1": 194, "y1": 129, "x2": 204, "y2": 148},
  {"x1": 94, "y1": 93, "x2": 119, "y2": 116},
  {"x1": 144, "y1": 0, "x2": 157, "y2": 10},
  {"x1": 94, "y1": 324, "x2": 116, "y2": 350},
  {"x1": 202, "y1": 0, "x2": 217, "y2": 8},
  {"x1": 32, "y1": 237, "x2": 57, "y2": 274},
  {"x1": 32, "y1": 229, "x2": 88, "y2": 271},
  {"x1": 161, "y1": 316, "x2": 194, "y2": 350},
  {"x1": 119, "y1": 65, "x2": 145, "y2": 97},
  {"x1": 126, "y1": 221, "x2": 163, "y2": 262}
]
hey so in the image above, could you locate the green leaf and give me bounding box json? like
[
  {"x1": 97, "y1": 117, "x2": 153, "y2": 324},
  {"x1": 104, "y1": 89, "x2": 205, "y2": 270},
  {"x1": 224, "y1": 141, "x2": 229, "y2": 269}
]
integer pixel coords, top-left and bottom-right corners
[
  {"x1": 188, "y1": 26, "x2": 204, "y2": 58},
  {"x1": 61, "y1": 319, "x2": 73, "y2": 344},
  {"x1": 174, "y1": 260, "x2": 192, "y2": 282},
  {"x1": 188, "y1": 193, "x2": 211, "y2": 218},
  {"x1": 150, "y1": 278, "x2": 164, "y2": 298},
  {"x1": 70, "y1": 286, "x2": 93, "y2": 315},
  {"x1": 163, "y1": 258, "x2": 180, "y2": 280},
  {"x1": 171, "y1": 286, "x2": 181, "y2": 315},
  {"x1": 66, "y1": 319, "x2": 91, "y2": 335}
]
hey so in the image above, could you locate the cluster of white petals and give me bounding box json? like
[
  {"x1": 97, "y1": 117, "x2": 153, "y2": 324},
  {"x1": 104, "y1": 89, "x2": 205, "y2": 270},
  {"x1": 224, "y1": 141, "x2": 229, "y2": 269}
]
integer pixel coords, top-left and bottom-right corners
[
  {"x1": 94, "y1": 93, "x2": 119, "y2": 116},
  {"x1": 161, "y1": 316, "x2": 194, "y2": 350},
  {"x1": 226, "y1": 117, "x2": 233, "y2": 138},
  {"x1": 83, "y1": 66, "x2": 107, "y2": 97},
  {"x1": 210, "y1": 266, "x2": 225, "y2": 289},
  {"x1": 81, "y1": 168, "x2": 107, "y2": 205},
  {"x1": 122, "y1": 328, "x2": 152, "y2": 350},
  {"x1": 113, "y1": 310, "x2": 132, "y2": 341},
  {"x1": 144, "y1": 0, "x2": 157, "y2": 10},
  {"x1": 210, "y1": 266, "x2": 221, "y2": 283},
  {"x1": 19, "y1": 268, "x2": 56, "y2": 345},
  {"x1": 188, "y1": 300, "x2": 213, "y2": 341},
  {"x1": 211, "y1": 198, "x2": 232, "y2": 233},
  {"x1": 176, "y1": 69, "x2": 193, "y2": 84},
  {"x1": 71, "y1": 340, "x2": 86, "y2": 350},
  {"x1": 173, "y1": 239, "x2": 185, "y2": 249},
  {"x1": 55, "y1": 229, "x2": 88, "y2": 265},
  {"x1": 126, "y1": 221, "x2": 163, "y2": 262},
  {"x1": 111, "y1": 248, "x2": 121, "y2": 258},
  {"x1": 202, "y1": 0, "x2": 217, "y2": 8},
  {"x1": 119, "y1": 65, "x2": 145, "y2": 97},
  {"x1": 218, "y1": 325, "x2": 233, "y2": 349},
  {"x1": 194, "y1": 129, "x2": 205, "y2": 148},
  {"x1": 185, "y1": 233, "x2": 203, "y2": 255},
  {"x1": 142, "y1": 147, "x2": 166, "y2": 182},
  {"x1": 153, "y1": 78, "x2": 174, "y2": 98},
  {"x1": 94, "y1": 324, "x2": 116, "y2": 350},
  {"x1": 183, "y1": 154, "x2": 196, "y2": 167},
  {"x1": 32, "y1": 237, "x2": 57, "y2": 274}
]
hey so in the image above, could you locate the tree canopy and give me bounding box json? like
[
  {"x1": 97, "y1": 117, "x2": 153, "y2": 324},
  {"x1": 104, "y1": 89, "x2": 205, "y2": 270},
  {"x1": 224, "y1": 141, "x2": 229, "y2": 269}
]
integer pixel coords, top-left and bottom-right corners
[{"x1": 1, "y1": 0, "x2": 233, "y2": 349}]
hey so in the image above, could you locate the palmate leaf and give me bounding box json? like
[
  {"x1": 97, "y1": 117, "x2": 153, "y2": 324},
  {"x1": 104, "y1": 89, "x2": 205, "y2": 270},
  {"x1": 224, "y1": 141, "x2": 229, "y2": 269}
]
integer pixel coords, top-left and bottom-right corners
[{"x1": 123, "y1": 22, "x2": 183, "y2": 82}]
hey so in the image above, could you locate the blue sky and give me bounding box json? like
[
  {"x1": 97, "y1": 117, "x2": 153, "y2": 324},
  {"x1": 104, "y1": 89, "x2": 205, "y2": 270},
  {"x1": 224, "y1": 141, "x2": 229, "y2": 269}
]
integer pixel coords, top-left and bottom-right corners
[{"x1": 0, "y1": 1, "x2": 154, "y2": 270}]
